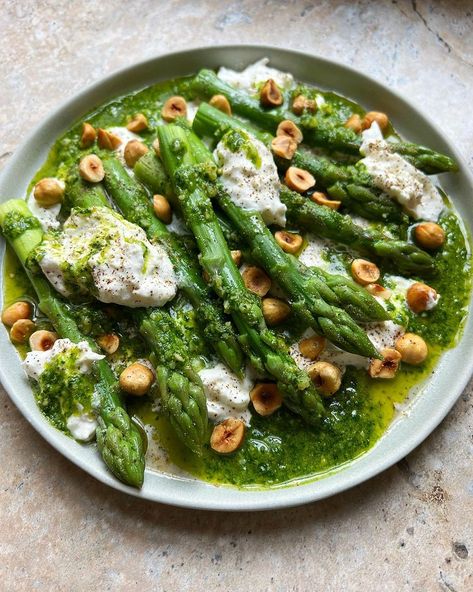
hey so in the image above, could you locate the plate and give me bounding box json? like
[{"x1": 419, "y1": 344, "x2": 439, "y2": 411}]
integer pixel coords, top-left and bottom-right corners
[{"x1": 1, "y1": 45, "x2": 472, "y2": 511}]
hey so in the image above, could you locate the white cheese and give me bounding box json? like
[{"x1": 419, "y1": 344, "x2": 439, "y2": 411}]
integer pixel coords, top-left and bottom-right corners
[
  {"x1": 23, "y1": 338, "x2": 104, "y2": 382},
  {"x1": 27, "y1": 192, "x2": 62, "y2": 231},
  {"x1": 66, "y1": 412, "x2": 97, "y2": 442},
  {"x1": 39, "y1": 206, "x2": 177, "y2": 308},
  {"x1": 186, "y1": 100, "x2": 201, "y2": 123},
  {"x1": 198, "y1": 363, "x2": 253, "y2": 425},
  {"x1": 298, "y1": 234, "x2": 331, "y2": 270},
  {"x1": 214, "y1": 132, "x2": 286, "y2": 227},
  {"x1": 360, "y1": 123, "x2": 444, "y2": 221},
  {"x1": 218, "y1": 58, "x2": 294, "y2": 93}
]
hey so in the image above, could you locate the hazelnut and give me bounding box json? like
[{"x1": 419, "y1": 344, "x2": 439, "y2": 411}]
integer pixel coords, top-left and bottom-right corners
[
  {"x1": 97, "y1": 128, "x2": 122, "y2": 150},
  {"x1": 153, "y1": 194, "x2": 172, "y2": 224},
  {"x1": 310, "y1": 191, "x2": 341, "y2": 210},
  {"x1": 80, "y1": 122, "x2": 97, "y2": 148},
  {"x1": 299, "y1": 335, "x2": 326, "y2": 360},
  {"x1": 33, "y1": 178, "x2": 65, "y2": 207},
  {"x1": 29, "y1": 330, "x2": 57, "y2": 351},
  {"x1": 2, "y1": 301, "x2": 31, "y2": 327},
  {"x1": 276, "y1": 120, "x2": 303, "y2": 144},
  {"x1": 351, "y1": 258, "x2": 380, "y2": 286},
  {"x1": 362, "y1": 111, "x2": 389, "y2": 131},
  {"x1": 242, "y1": 266, "x2": 271, "y2": 297},
  {"x1": 274, "y1": 230, "x2": 303, "y2": 254},
  {"x1": 262, "y1": 298, "x2": 291, "y2": 326},
  {"x1": 271, "y1": 135, "x2": 297, "y2": 160},
  {"x1": 307, "y1": 361, "x2": 342, "y2": 396},
  {"x1": 79, "y1": 154, "x2": 105, "y2": 183},
  {"x1": 231, "y1": 250, "x2": 242, "y2": 267},
  {"x1": 119, "y1": 362, "x2": 154, "y2": 396},
  {"x1": 344, "y1": 114, "x2": 362, "y2": 133},
  {"x1": 260, "y1": 79, "x2": 283, "y2": 107},
  {"x1": 126, "y1": 113, "x2": 148, "y2": 133},
  {"x1": 97, "y1": 333, "x2": 120, "y2": 355},
  {"x1": 292, "y1": 95, "x2": 317, "y2": 115},
  {"x1": 406, "y1": 282, "x2": 437, "y2": 314},
  {"x1": 284, "y1": 166, "x2": 316, "y2": 193},
  {"x1": 414, "y1": 222, "x2": 445, "y2": 250},
  {"x1": 368, "y1": 348, "x2": 401, "y2": 379},
  {"x1": 124, "y1": 140, "x2": 148, "y2": 168},
  {"x1": 250, "y1": 383, "x2": 283, "y2": 416},
  {"x1": 210, "y1": 418, "x2": 245, "y2": 453},
  {"x1": 209, "y1": 94, "x2": 232, "y2": 115},
  {"x1": 10, "y1": 319, "x2": 36, "y2": 344},
  {"x1": 395, "y1": 333, "x2": 428, "y2": 365},
  {"x1": 365, "y1": 283, "x2": 391, "y2": 300},
  {"x1": 161, "y1": 96, "x2": 187, "y2": 122}
]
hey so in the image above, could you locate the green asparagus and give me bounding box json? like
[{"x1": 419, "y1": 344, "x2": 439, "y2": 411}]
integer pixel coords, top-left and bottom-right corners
[
  {"x1": 0, "y1": 199, "x2": 146, "y2": 488},
  {"x1": 191, "y1": 69, "x2": 458, "y2": 174}
]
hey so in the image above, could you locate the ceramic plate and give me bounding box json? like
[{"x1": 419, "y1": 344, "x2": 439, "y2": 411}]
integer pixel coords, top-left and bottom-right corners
[{"x1": 1, "y1": 45, "x2": 472, "y2": 511}]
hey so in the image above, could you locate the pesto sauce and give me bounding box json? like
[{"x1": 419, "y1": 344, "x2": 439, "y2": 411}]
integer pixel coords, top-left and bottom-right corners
[{"x1": 4, "y1": 71, "x2": 472, "y2": 489}]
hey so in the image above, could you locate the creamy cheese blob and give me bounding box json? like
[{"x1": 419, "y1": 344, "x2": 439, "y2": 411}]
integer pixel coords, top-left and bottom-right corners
[
  {"x1": 214, "y1": 130, "x2": 287, "y2": 227},
  {"x1": 23, "y1": 339, "x2": 104, "y2": 441},
  {"x1": 38, "y1": 206, "x2": 177, "y2": 308},
  {"x1": 218, "y1": 57, "x2": 294, "y2": 92},
  {"x1": 198, "y1": 363, "x2": 253, "y2": 425},
  {"x1": 359, "y1": 123, "x2": 444, "y2": 221},
  {"x1": 27, "y1": 192, "x2": 62, "y2": 231}
]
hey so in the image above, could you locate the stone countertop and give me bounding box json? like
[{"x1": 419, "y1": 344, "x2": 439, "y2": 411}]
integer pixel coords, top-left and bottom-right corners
[{"x1": 1, "y1": 1, "x2": 472, "y2": 590}]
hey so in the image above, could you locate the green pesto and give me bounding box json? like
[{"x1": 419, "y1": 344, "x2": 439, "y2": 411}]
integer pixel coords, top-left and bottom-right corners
[
  {"x1": 3, "y1": 71, "x2": 472, "y2": 488},
  {"x1": 220, "y1": 128, "x2": 261, "y2": 168},
  {"x1": 2, "y1": 211, "x2": 41, "y2": 241}
]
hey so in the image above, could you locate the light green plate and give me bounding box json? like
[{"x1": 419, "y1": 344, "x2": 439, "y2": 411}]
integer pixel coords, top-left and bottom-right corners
[{"x1": 0, "y1": 46, "x2": 472, "y2": 510}]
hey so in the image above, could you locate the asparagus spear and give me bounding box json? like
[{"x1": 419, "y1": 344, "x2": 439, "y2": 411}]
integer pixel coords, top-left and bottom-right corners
[
  {"x1": 65, "y1": 175, "x2": 209, "y2": 454},
  {"x1": 0, "y1": 199, "x2": 145, "y2": 488},
  {"x1": 191, "y1": 69, "x2": 458, "y2": 174},
  {"x1": 193, "y1": 102, "x2": 406, "y2": 224},
  {"x1": 97, "y1": 158, "x2": 244, "y2": 377}
]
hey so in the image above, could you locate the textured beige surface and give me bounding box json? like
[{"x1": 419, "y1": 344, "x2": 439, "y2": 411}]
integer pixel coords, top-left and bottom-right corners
[{"x1": 1, "y1": 1, "x2": 473, "y2": 590}]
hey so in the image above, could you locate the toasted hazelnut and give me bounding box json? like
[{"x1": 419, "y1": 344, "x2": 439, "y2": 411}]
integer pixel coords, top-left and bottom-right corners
[
  {"x1": 395, "y1": 333, "x2": 428, "y2": 365},
  {"x1": 262, "y1": 298, "x2": 291, "y2": 326},
  {"x1": 33, "y1": 178, "x2": 65, "y2": 207},
  {"x1": 307, "y1": 361, "x2": 342, "y2": 396},
  {"x1": 126, "y1": 113, "x2": 148, "y2": 133},
  {"x1": 29, "y1": 330, "x2": 57, "y2": 351},
  {"x1": 276, "y1": 120, "x2": 303, "y2": 144},
  {"x1": 153, "y1": 194, "x2": 172, "y2": 224},
  {"x1": 152, "y1": 138, "x2": 161, "y2": 157},
  {"x1": 97, "y1": 333, "x2": 120, "y2": 355},
  {"x1": 271, "y1": 135, "x2": 297, "y2": 160},
  {"x1": 406, "y1": 282, "x2": 437, "y2": 314},
  {"x1": 310, "y1": 191, "x2": 341, "y2": 210},
  {"x1": 119, "y1": 362, "x2": 154, "y2": 396},
  {"x1": 209, "y1": 94, "x2": 232, "y2": 115},
  {"x1": 414, "y1": 222, "x2": 445, "y2": 250},
  {"x1": 124, "y1": 140, "x2": 149, "y2": 168},
  {"x1": 79, "y1": 154, "x2": 105, "y2": 183},
  {"x1": 97, "y1": 128, "x2": 122, "y2": 150},
  {"x1": 299, "y1": 335, "x2": 326, "y2": 360},
  {"x1": 274, "y1": 230, "x2": 303, "y2": 254},
  {"x1": 80, "y1": 122, "x2": 97, "y2": 148},
  {"x1": 284, "y1": 166, "x2": 316, "y2": 193},
  {"x1": 292, "y1": 95, "x2": 317, "y2": 115},
  {"x1": 369, "y1": 348, "x2": 401, "y2": 379},
  {"x1": 362, "y1": 111, "x2": 389, "y2": 131},
  {"x1": 231, "y1": 250, "x2": 242, "y2": 267},
  {"x1": 242, "y1": 266, "x2": 271, "y2": 297},
  {"x1": 2, "y1": 301, "x2": 32, "y2": 327},
  {"x1": 365, "y1": 283, "x2": 391, "y2": 300},
  {"x1": 250, "y1": 383, "x2": 283, "y2": 416},
  {"x1": 260, "y1": 79, "x2": 283, "y2": 107},
  {"x1": 351, "y1": 258, "x2": 380, "y2": 286},
  {"x1": 211, "y1": 418, "x2": 245, "y2": 453},
  {"x1": 344, "y1": 113, "x2": 363, "y2": 133},
  {"x1": 10, "y1": 319, "x2": 36, "y2": 344},
  {"x1": 161, "y1": 96, "x2": 187, "y2": 122}
]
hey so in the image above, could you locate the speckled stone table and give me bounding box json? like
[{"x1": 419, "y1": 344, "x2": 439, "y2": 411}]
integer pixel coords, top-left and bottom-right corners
[{"x1": 1, "y1": 1, "x2": 472, "y2": 590}]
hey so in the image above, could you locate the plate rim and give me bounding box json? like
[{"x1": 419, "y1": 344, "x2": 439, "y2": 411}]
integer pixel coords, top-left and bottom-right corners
[{"x1": 1, "y1": 43, "x2": 472, "y2": 511}]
